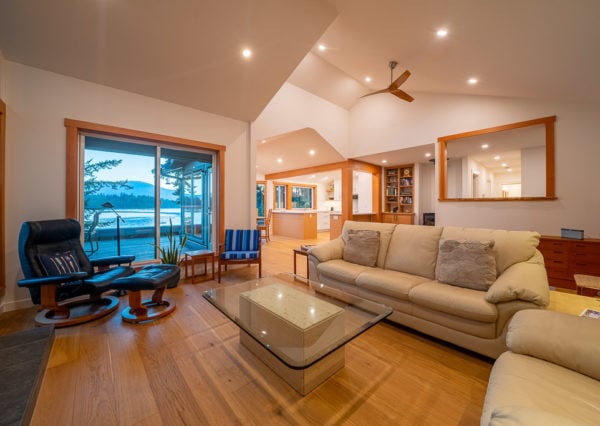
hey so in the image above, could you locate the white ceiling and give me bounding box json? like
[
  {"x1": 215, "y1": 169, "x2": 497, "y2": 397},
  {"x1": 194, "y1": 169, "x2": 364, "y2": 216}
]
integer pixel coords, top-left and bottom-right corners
[{"x1": 2, "y1": 0, "x2": 599, "y2": 175}]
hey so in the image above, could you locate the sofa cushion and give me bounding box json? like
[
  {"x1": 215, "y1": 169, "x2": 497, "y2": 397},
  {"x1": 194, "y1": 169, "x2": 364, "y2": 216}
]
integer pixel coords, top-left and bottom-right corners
[
  {"x1": 435, "y1": 239, "x2": 497, "y2": 290},
  {"x1": 343, "y1": 229, "x2": 380, "y2": 267},
  {"x1": 341, "y1": 221, "x2": 396, "y2": 268},
  {"x1": 507, "y1": 310, "x2": 600, "y2": 381},
  {"x1": 409, "y1": 281, "x2": 498, "y2": 323},
  {"x1": 316, "y1": 259, "x2": 371, "y2": 285},
  {"x1": 440, "y1": 227, "x2": 540, "y2": 275},
  {"x1": 489, "y1": 406, "x2": 585, "y2": 426},
  {"x1": 355, "y1": 269, "x2": 430, "y2": 301},
  {"x1": 481, "y1": 352, "x2": 600, "y2": 426},
  {"x1": 384, "y1": 225, "x2": 443, "y2": 279}
]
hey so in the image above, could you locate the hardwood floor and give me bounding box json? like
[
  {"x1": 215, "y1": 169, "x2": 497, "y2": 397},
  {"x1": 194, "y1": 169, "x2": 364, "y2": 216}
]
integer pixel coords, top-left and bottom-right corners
[{"x1": 0, "y1": 232, "x2": 492, "y2": 425}]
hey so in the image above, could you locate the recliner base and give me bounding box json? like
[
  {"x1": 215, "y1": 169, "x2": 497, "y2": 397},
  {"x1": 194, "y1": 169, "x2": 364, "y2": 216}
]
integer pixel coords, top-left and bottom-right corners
[
  {"x1": 121, "y1": 298, "x2": 176, "y2": 323},
  {"x1": 35, "y1": 295, "x2": 119, "y2": 328}
]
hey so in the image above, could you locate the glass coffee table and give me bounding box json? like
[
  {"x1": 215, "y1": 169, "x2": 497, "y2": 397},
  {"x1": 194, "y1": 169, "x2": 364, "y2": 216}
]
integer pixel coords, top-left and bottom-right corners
[{"x1": 203, "y1": 273, "x2": 392, "y2": 395}]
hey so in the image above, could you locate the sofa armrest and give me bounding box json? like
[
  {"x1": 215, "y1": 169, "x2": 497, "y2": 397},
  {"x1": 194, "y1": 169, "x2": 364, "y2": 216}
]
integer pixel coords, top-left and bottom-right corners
[
  {"x1": 307, "y1": 238, "x2": 344, "y2": 263},
  {"x1": 485, "y1": 251, "x2": 549, "y2": 307},
  {"x1": 507, "y1": 309, "x2": 600, "y2": 381}
]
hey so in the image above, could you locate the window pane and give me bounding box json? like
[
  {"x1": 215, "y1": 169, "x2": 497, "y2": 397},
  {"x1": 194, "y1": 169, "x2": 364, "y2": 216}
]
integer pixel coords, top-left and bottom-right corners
[
  {"x1": 84, "y1": 138, "x2": 156, "y2": 261},
  {"x1": 275, "y1": 185, "x2": 286, "y2": 209},
  {"x1": 291, "y1": 186, "x2": 313, "y2": 209},
  {"x1": 256, "y1": 183, "x2": 265, "y2": 217},
  {"x1": 160, "y1": 148, "x2": 213, "y2": 252}
]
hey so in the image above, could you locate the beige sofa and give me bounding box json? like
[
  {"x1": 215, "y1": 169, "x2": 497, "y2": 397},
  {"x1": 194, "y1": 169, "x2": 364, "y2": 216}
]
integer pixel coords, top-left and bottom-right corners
[
  {"x1": 481, "y1": 309, "x2": 600, "y2": 425},
  {"x1": 307, "y1": 221, "x2": 549, "y2": 359}
]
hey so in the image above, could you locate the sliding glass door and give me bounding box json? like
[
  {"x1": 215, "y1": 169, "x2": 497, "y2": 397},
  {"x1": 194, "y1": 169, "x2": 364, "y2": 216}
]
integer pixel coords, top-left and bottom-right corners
[{"x1": 83, "y1": 136, "x2": 214, "y2": 261}]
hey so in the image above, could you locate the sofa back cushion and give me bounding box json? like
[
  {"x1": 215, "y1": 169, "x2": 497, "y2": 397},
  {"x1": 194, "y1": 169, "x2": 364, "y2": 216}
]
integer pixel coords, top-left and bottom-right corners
[
  {"x1": 384, "y1": 224, "x2": 443, "y2": 279},
  {"x1": 440, "y1": 227, "x2": 540, "y2": 275},
  {"x1": 341, "y1": 221, "x2": 396, "y2": 268}
]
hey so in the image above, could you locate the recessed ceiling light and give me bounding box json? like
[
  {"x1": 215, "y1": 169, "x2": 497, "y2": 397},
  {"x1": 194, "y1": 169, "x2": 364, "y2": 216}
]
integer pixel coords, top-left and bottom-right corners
[
  {"x1": 507, "y1": 168, "x2": 513, "y2": 172},
  {"x1": 318, "y1": 44, "x2": 326, "y2": 51},
  {"x1": 242, "y1": 48, "x2": 252, "y2": 58},
  {"x1": 481, "y1": 144, "x2": 489, "y2": 149},
  {"x1": 309, "y1": 149, "x2": 316, "y2": 156},
  {"x1": 261, "y1": 139, "x2": 266, "y2": 144},
  {"x1": 468, "y1": 77, "x2": 478, "y2": 85},
  {"x1": 365, "y1": 76, "x2": 372, "y2": 83},
  {"x1": 501, "y1": 163, "x2": 508, "y2": 167},
  {"x1": 425, "y1": 152, "x2": 432, "y2": 158},
  {"x1": 277, "y1": 158, "x2": 283, "y2": 163},
  {"x1": 436, "y1": 28, "x2": 448, "y2": 38},
  {"x1": 381, "y1": 159, "x2": 388, "y2": 164},
  {"x1": 494, "y1": 155, "x2": 501, "y2": 160}
]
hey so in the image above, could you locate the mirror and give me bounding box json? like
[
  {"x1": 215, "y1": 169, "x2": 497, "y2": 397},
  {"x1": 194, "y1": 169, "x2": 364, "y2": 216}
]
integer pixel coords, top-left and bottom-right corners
[{"x1": 438, "y1": 116, "x2": 556, "y2": 201}]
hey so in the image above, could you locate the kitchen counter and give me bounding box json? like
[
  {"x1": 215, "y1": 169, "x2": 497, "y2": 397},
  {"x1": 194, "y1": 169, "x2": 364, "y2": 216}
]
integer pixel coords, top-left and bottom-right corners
[{"x1": 272, "y1": 210, "x2": 317, "y2": 239}]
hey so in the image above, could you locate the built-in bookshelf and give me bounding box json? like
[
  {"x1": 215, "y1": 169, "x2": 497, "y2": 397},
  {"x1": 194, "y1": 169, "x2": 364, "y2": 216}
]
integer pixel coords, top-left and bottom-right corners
[{"x1": 384, "y1": 164, "x2": 414, "y2": 214}]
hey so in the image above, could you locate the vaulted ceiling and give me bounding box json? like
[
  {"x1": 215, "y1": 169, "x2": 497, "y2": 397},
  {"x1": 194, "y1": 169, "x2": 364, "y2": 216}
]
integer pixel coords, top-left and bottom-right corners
[{"x1": 2, "y1": 0, "x2": 600, "y2": 173}]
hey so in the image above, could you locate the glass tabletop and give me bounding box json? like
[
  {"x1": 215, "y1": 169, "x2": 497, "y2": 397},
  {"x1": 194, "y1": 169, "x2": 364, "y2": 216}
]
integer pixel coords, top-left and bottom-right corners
[{"x1": 203, "y1": 273, "x2": 392, "y2": 369}]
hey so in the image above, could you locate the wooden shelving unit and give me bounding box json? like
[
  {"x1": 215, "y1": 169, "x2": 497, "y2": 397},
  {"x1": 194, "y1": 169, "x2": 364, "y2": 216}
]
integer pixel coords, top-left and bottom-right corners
[{"x1": 382, "y1": 164, "x2": 415, "y2": 224}]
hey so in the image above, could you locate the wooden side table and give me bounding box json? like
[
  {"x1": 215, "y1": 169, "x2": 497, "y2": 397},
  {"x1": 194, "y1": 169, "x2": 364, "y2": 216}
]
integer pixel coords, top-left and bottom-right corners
[
  {"x1": 293, "y1": 248, "x2": 310, "y2": 279},
  {"x1": 185, "y1": 250, "x2": 215, "y2": 283}
]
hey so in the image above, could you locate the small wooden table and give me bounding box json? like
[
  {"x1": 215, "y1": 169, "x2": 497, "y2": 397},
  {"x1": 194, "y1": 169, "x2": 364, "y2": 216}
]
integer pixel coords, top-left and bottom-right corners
[
  {"x1": 548, "y1": 290, "x2": 600, "y2": 316},
  {"x1": 293, "y1": 248, "x2": 310, "y2": 279},
  {"x1": 185, "y1": 250, "x2": 215, "y2": 283}
]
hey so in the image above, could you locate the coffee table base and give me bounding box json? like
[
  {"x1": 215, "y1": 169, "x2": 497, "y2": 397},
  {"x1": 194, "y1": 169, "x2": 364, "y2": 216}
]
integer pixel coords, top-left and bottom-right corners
[{"x1": 240, "y1": 330, "x2": 345, "y2": 395}]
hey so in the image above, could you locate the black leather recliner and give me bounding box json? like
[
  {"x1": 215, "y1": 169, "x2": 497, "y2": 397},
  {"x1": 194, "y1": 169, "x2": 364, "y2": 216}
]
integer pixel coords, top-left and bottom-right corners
[
  {"x1": 19, "y1": 218, "x2": 181, "y2": 326},
  {"x1": 19, "y1": 219, "x2": 135, "y2": 327}
]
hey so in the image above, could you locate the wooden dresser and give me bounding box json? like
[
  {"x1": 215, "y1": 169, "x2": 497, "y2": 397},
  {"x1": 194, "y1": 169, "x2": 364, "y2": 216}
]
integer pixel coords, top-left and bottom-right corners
[{"x1": 538, "y1": 236, "x2": 600, "y2": 294}]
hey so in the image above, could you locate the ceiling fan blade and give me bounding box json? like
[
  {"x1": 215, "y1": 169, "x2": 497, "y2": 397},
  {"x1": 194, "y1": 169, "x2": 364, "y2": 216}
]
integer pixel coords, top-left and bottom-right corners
[
  {"x1": 391, "y1": 89, "x2": 414, "y2": 102},
  {"x1": 360, "y1": 88, "x2": 391, "y2": 98},
  {"x1": 389, "y1": 70, "x2": 411, "y2": 90}
]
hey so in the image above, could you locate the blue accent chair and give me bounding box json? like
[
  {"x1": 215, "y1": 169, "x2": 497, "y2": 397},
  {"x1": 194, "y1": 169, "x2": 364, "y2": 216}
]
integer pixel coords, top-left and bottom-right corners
[{"x1": 218, "y1": 229, "x2": 261, "y2": 282}]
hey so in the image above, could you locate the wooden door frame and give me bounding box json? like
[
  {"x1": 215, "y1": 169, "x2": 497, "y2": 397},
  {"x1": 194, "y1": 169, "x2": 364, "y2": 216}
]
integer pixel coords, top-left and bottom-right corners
[
  {"x1": 0, "y1": 99, "x2": 5, "y2": 289},
  {"x1": 64, "y1": 119, "x2": 227, "y2": 255}
]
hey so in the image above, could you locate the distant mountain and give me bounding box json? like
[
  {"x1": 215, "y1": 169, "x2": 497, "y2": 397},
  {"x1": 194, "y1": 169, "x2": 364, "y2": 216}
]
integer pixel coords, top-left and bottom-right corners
[{"x1": 96, "y1": 180, "x2": 178, "y2": 200}]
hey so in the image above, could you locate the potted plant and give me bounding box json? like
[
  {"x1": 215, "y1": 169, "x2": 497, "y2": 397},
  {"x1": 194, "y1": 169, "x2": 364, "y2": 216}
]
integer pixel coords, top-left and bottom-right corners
[{"x1": 157, "y1": 218, "x2": 187, "y2": 265}]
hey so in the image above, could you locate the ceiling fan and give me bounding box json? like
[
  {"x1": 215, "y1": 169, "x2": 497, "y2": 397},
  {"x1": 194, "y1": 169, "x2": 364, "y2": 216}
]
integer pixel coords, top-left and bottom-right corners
[{"x1": 361, "y1": 61, "x2": 414, "y2": 102}]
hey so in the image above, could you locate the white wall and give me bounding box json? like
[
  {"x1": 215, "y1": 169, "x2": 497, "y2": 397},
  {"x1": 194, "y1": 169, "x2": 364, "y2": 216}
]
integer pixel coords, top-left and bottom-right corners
[
  {"x1": 1, "y1": 60, "x2": 250, "y2": 311},
  {"x1": 350, "y1": 92, "x2": 600, "y2": 238},
  {"x1": 252, "y1": 82, "x2": 350, "y2": 157},
  {"x1": 521, "y1": 145, "x2": 546, "y2": 196}
]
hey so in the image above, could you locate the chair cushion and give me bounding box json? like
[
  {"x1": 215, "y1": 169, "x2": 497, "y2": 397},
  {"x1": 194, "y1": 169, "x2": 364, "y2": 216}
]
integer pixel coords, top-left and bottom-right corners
[
  {"x1": 221, "y1": 251, "x2": 260, "y2": 260},
  {"x1": 113, "y1": 265, "x2": 181, "y2": 290},
  {"x1": 225, "y1": 229, "x2": 260, "y2": 251},
  {"x1": 38, "y1": 251, "x2": 80, "y2": 275}
]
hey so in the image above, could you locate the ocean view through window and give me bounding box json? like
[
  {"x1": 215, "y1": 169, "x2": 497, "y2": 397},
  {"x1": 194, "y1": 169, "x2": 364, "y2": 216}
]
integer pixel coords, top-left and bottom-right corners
[{"x1": 84, "y1": 136, "x2": 214, "y2": 261}]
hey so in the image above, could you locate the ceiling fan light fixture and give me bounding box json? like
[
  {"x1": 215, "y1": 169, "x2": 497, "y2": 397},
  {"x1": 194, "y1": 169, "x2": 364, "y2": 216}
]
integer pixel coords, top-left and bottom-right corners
[{"x1": 360, "y1": 61, "x2": 414, "y2": 102}]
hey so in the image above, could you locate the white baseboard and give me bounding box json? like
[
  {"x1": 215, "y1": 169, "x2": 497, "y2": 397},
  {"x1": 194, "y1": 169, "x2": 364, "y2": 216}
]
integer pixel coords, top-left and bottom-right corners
[{"x1": 1, "y1": 298, "x2": 34, "y2": 313}]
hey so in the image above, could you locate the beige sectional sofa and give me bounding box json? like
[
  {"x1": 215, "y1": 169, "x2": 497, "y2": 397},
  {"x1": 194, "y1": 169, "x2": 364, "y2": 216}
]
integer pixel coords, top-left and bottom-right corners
[
  {"x1": 307, "y1": 220, "x2": 549, "y2": 359},
  {"x1": 481, "y1": 309, "x2": 600, "y2": 425}
]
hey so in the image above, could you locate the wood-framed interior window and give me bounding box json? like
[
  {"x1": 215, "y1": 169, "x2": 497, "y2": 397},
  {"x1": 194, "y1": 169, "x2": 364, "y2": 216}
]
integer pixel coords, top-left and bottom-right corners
[
  {"x1": 272, "y1": 181, "x2": 317, "y2": 210},
  {"x1": 64, "y1": 119, "x2": 227, "y2": 260}
]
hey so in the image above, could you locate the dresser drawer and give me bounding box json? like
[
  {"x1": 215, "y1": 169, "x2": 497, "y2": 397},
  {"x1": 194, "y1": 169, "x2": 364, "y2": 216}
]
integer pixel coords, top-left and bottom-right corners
[{"x1": 571, "y1": 242, "x2": 600, "y2": 256}]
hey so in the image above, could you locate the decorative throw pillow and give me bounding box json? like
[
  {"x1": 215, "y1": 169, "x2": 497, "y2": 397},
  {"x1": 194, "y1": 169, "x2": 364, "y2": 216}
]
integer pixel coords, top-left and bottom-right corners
[
  {"x1": 38, "y1": 251, "x2": 80, "y2": 276},
  {"x1": 435, "y1": 239, "x2": 496, "y2": 290},
  {"x1": 343, "y1": 229, "x2": 380, "y2": 267}
]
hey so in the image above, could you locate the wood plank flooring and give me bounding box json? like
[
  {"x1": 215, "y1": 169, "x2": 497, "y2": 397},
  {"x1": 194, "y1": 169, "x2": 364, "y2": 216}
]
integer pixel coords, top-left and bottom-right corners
[{"x1": 0, "y1": 232, "x2": 492, "y2": 425}]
